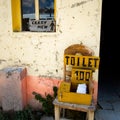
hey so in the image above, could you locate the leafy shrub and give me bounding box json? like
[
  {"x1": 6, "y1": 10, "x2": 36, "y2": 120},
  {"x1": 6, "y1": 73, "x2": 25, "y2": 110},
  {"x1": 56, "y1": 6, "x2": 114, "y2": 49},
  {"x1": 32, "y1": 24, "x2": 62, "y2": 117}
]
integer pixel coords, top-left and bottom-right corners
[
  {"x1": 32, "y1": 86, "x2": 58, "y2": 116},
  {"x1": 14, "y1": 105, "x2": 35, "y2": 120},
  {"x1": 0, "y1": 105, "x2": 38, "y2": 120}
]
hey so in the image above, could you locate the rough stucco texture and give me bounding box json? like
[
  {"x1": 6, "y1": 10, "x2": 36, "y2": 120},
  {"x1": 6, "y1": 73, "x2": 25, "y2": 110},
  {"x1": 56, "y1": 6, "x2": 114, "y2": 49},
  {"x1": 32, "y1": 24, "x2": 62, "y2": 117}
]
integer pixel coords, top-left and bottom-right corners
[
  {"x1": 0, "y1": 0, "x2": 102, "y2": 110},
  {"x1": 0, "y1": 67, "x2": 62, "y2": 110},
  {"x1": 0, "y1": 67, "x2": 27, "y2": 111},
  {"x1": 0, "y1": 0, "x2": 102, "y2": 80}
]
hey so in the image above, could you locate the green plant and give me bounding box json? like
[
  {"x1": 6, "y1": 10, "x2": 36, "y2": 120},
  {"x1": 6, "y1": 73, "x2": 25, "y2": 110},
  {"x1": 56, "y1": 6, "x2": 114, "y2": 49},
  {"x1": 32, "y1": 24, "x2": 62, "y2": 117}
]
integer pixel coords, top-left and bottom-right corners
[
  {"x1": 0, "y1": 111, "x2": 9, "y2": 120},
  {"x1": 32, "y1": 86, "x2": 58, "y2": 116},
  {"x1": 0, "y1": 105, "x2": 43, "y2": 120},
  {"x1": 0, "y1": 112, "x2": 5, "y2": 120},
  {"x1": 14, "y1": 105, "x2": 35, "y2": 120}
]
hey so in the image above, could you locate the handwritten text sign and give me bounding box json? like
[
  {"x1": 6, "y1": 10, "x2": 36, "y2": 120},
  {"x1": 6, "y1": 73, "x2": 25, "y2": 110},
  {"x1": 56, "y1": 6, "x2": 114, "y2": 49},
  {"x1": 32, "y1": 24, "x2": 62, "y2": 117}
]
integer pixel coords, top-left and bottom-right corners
[{"x1": 29, "y1": 19, "x2": 55, "y2": 32}]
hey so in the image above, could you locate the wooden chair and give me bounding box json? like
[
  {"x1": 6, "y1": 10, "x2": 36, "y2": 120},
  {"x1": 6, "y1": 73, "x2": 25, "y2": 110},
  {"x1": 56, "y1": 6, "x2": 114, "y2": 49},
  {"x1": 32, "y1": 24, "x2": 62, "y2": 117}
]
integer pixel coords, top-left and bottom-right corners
[{"x1": 53, "y1": 44, "x2": 96, "y2": 120}]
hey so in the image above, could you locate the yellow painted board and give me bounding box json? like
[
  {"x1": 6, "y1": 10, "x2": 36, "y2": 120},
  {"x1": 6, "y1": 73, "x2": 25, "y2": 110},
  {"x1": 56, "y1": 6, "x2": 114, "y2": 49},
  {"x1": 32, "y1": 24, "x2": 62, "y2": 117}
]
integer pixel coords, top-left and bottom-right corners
[
  {"x1": 58, "y1": 81, "x2": 92, "y2": 105},
  {"x1": 11, "y1": 0, "x2": 22, "y2": 31},
  {"x1": 64, "y1": 55, "x2": 100, "y2": 70},
  {"x1": 58, "y1": 91, "x2": 92, "y2": 105},
  {"x1": 71, "y1": 69, "x2": 92, "y2": 83},
  {"x1": 58, "y1": 81, "x2": 71, "y2": 92},
  {"x1": 54, "y1": 0, "x2": 56, "y2": 20}
]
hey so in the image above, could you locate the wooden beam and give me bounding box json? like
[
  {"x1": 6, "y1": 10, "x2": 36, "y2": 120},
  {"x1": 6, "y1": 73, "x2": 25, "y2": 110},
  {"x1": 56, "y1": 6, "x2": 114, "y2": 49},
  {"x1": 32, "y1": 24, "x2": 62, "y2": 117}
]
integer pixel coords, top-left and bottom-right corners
[
  {"x1": 35, "y1": 0, "x2": 40, "y2": 20},
  {"x1": 11, "y1": 0, "x2": 22, "y2": 31}
]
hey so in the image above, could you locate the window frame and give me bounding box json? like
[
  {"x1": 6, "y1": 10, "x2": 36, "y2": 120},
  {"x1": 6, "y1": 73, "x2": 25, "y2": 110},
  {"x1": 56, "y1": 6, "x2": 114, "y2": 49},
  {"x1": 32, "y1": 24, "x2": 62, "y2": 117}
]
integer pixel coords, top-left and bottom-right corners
[{"x1": 11, "y1": 0, "x2": 56, "y2": 32}]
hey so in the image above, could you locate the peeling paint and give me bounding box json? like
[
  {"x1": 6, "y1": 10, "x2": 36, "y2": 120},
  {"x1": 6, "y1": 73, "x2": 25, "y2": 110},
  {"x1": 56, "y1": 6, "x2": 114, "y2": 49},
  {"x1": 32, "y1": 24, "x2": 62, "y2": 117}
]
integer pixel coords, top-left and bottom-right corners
[{"x1": 27, "y1": 75, "x2": 62, "y2": 108}]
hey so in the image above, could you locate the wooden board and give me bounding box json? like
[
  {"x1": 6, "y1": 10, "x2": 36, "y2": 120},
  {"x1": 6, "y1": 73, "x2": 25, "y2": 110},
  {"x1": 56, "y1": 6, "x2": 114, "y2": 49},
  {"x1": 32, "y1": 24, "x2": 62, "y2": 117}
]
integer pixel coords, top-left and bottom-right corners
[{"x1": 58, "y1": 81, "x2": 92, "y2": 105}]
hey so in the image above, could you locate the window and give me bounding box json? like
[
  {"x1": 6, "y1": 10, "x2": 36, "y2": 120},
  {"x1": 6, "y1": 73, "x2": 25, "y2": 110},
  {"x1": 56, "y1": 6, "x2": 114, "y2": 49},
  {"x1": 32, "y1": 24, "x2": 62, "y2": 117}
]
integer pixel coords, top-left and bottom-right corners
[{"x1": 11, "y1": 0, "x2": 56, "y2": 32}]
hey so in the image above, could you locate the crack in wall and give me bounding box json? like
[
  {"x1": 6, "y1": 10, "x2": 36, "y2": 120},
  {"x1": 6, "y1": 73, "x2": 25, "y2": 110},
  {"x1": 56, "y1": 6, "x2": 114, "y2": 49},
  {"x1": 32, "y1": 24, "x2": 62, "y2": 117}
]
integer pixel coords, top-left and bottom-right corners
[{"x1": 71, "y1": 0, "x2": 93, "y2": 8}]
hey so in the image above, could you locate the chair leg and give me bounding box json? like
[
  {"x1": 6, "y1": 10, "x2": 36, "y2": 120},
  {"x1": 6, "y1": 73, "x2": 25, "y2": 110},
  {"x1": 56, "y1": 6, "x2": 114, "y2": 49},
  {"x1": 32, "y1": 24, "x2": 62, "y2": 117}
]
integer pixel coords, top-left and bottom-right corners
[
  {"x1": 86, "y1": 111, "x2": 94, "y2": 120},
  {"x1": 54, "y1": 105, "x2": 60, "y2": 120},
  {"x1": 62, "y1": 108, "x2": 65, "y2": 118}
]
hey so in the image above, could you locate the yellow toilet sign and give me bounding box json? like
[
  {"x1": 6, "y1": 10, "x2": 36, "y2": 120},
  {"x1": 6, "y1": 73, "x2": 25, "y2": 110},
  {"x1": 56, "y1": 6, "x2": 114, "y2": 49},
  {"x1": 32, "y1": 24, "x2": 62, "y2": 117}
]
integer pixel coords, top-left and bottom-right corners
[
  {"x1": 64, "y1": 55, "x2": 100, "y2": 70},
  {"x1": 71, "y1": 69, "x2": 92, "y2": 84},
  {"x1": 58, "y1": 53, "x2": 100, "y2": 105}
]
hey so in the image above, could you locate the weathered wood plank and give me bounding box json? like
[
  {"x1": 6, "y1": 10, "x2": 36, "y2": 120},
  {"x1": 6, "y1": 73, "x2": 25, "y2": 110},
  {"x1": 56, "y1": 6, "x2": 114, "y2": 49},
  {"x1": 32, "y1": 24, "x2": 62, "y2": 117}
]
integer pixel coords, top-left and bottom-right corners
[{"x1": 53, "y1": 98, "x2": 96, "y2": 112}]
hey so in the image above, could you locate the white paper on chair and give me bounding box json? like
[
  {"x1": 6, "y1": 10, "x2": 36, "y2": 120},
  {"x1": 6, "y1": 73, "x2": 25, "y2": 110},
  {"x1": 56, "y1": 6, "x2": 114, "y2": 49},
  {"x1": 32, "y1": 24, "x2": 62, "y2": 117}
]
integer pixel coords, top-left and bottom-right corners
[{"x1": 76, "y1": 83, "x2": 87, "y2": 94}]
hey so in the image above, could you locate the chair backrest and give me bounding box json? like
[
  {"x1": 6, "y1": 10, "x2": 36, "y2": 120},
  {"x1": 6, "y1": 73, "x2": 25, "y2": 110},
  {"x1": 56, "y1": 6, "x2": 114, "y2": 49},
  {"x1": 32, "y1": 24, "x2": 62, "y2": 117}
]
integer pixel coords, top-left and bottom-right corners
[{"x1": 64, "y1": 44, "x2": 94, "y2": 82}]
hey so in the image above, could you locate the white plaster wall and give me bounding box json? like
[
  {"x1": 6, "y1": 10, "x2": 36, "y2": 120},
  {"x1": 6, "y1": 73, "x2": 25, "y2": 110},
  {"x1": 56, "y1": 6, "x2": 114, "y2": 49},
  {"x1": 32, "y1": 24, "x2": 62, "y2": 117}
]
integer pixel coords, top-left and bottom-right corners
[{"x1": 0, "y1": 0, "x2": 102, "y2": 79}]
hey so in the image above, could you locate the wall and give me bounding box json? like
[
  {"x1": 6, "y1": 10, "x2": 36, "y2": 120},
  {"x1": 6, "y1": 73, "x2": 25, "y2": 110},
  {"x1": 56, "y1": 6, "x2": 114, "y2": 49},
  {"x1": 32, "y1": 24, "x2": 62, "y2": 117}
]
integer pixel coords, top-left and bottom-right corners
[{"x1": 0, "y1": 0, "x2": 102, "y2": 109}]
